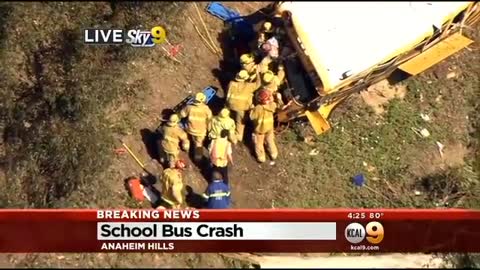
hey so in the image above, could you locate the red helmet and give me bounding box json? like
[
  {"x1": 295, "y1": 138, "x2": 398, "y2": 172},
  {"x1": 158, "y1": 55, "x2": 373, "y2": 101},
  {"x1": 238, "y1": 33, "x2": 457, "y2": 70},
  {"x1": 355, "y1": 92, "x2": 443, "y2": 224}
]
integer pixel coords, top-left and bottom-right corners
[
  {"x1": 258, "y1": 89, "x2": 271, "y2": 105},
  {"x1": 175, "y1": 159, "x2": 186, "y2": 170}
]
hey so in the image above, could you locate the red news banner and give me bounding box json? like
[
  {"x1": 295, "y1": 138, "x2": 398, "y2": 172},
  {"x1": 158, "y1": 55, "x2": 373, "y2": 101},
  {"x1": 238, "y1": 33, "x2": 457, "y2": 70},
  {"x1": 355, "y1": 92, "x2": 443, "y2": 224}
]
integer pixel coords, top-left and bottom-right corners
[{"x1": 0, "y1": 209, "x2": 478, "y2": 253}]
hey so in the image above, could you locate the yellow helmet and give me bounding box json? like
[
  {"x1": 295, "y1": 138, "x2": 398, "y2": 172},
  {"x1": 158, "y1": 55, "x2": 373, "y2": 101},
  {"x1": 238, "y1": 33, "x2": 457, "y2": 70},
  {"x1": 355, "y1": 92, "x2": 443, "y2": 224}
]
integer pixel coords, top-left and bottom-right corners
[
  {"x1": 240, "y1": 53, "x2": 254, "y2": 64},
  {"x1": 262, "y1": 70, "x2": 275, "y2": 83},
  {"x1": 219, "y1": 108, "x2": 230, "y2": 118},
  {"x1": 195, "y1": 92, "x2": 207, "y2": 103},
  {"x1": 236, "y1": 70, "x2": 249, "y2": 81},
  {"x1": 167, "y1": 114, "x2": 180, "y2": 125},
  {"x1": 263, "y1": 22, "x2": 273, "y2": 33}
]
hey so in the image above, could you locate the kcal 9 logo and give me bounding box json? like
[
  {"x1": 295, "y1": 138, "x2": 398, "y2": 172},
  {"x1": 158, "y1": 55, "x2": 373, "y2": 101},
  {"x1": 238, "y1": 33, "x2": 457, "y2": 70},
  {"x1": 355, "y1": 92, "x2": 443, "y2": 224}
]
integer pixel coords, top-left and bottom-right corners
[{"x1": 344, "y1": 222, "x2": 384, "y2": 244}]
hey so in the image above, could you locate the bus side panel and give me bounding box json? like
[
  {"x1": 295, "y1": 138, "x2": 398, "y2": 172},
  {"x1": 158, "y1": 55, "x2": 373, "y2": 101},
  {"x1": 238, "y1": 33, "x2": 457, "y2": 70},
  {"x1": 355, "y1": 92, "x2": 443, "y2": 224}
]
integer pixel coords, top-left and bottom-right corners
[
  {"x1": 305, "y1": 97, "x2": 346, "y2": 135},
  {"x1": 305, "y1": 110, "x2": 331, "y2": 135},
  {"x1": 399, "y1": 32, "x2": 473, "y2": 76}
]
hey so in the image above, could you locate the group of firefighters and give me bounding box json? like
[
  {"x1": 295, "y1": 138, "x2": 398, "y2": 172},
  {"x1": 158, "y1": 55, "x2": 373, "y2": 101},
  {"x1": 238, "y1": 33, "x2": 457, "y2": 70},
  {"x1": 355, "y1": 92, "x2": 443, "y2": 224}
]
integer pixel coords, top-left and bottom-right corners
[{"x1": 156, "y1": 19, "x2": 287, "y2": 210}]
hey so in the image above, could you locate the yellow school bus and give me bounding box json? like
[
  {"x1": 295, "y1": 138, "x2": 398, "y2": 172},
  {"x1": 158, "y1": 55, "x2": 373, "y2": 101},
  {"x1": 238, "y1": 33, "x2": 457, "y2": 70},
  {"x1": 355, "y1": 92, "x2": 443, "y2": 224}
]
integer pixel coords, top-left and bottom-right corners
[{"x1": 273, "y1": 1, "x2": 480, "y2": 134}]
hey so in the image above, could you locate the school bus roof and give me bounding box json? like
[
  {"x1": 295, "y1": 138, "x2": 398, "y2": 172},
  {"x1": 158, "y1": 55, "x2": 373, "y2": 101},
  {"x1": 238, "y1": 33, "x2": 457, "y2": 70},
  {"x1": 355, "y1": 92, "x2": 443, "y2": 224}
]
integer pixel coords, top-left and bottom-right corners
[{"x1": 278, "y1": 1, "x2": 472, "y2": 90}]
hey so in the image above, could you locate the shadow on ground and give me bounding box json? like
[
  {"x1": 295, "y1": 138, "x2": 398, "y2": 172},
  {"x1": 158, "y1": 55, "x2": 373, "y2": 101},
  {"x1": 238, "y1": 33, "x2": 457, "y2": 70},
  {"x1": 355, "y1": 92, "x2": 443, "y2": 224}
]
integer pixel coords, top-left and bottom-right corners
[
  {"x1": 140, "y1": 128, "x2": 161, "y2": 162},
  {"x1": 186, "y1": 185, "x2": 205, "y2": 209}
]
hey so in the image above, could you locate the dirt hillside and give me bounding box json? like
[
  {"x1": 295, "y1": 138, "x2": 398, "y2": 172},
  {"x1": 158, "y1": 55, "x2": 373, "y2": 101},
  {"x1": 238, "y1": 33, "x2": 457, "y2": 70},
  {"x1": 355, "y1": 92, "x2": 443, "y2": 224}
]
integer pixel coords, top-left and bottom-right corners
[{"x1": 1, "y1": 1, "x2": 479, "y2": 268}]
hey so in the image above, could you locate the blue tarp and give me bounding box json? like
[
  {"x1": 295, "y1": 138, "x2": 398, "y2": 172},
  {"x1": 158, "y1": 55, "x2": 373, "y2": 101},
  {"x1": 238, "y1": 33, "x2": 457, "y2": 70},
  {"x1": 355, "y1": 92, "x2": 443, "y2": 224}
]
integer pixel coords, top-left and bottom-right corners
[
  {"x1": 206, "y1": 2, "x2": 241, "y2": 22},
  {"x1": 186, "y1": 86, "x2": 216, "y2": 105},
  {"x1": 206, "y1": 2, "x2": 256, "y2": 42}
]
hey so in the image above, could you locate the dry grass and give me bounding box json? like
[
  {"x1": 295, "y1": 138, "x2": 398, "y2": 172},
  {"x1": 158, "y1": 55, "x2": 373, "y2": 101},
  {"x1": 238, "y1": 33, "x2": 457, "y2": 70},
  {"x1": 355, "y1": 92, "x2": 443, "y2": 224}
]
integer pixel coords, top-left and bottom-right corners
[{"x1": 0, "y1": 1, "x2": 478, "y2": 268}]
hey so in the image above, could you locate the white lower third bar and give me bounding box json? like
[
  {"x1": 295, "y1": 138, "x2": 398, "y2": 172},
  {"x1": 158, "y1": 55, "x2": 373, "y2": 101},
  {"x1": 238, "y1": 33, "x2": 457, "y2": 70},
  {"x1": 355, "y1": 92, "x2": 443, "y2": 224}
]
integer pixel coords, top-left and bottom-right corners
[{"x1": 97, "y1": 222, "x2": 337, "y2": 241}]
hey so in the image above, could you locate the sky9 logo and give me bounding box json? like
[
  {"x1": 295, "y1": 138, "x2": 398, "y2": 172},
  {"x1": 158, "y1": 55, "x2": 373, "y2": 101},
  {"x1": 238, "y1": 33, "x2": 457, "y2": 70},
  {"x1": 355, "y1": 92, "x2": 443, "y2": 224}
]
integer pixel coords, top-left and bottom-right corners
[
  {"x1": 150, "y1": 26, "x2": 166, "y2": 44},
  {"x1": 344, "y1": 222, "x2": 384, "y2": 244}
]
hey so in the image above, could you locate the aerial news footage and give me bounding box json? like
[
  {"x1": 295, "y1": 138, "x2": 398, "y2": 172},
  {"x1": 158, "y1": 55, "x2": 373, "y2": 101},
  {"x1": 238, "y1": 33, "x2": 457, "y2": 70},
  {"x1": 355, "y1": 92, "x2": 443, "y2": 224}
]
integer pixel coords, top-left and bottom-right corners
[{"x1": 1, "y1": 1, "x2": 479, "y2": 268}]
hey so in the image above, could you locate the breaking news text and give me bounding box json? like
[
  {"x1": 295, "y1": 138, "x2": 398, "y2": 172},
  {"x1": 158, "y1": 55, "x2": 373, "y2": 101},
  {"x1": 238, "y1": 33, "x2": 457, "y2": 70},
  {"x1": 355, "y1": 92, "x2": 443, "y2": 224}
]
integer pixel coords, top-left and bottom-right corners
[{"x1": 0, "y1": 209, "x2": 477, "y2": 253}]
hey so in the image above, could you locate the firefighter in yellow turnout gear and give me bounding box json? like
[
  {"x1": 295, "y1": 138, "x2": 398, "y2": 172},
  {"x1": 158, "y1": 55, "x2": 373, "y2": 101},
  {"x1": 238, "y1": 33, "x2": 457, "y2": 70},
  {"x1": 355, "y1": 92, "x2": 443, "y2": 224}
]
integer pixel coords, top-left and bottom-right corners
[
  {"x1": 160, "y1": 114, "x2": 190, "y2": 167},
  {"x1": 258, "y1": 55, "x2": 273, "y2": 75},
  {"x1": 209, "y1": 108, "x2": 237, "y2": 144},
  {"x1": 226, "y1": 70, "x2": 261, "y2": 142},
  {"x1": 257, "y1": 21, "x2": 274, "y2": 47},
  {"x1": 161, "y1": 160, "x2": 187, "y2": 209},
  {"x1": 240, "y1": 53, "x2": 258, "y2": 82},
  {"x1": 249, "y1": 89, "x2": 278, "y2": 163},
  {"x1": 208, "y1": 129, "x2": 233, "y2": 184},
  {"x1": 261, "y1": 66, "x2": 285, "y2": 107},
  {"x1": 180, "y1": 92, "x2": 213, "y2": 149}
]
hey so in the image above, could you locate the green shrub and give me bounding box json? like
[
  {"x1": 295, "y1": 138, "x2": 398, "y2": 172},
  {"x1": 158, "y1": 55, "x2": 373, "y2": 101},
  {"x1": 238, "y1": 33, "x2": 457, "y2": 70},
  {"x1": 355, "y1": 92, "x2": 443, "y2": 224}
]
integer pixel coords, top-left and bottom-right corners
[{"x1": 0, "y1": 2, "x2": 187, "y2": 208}]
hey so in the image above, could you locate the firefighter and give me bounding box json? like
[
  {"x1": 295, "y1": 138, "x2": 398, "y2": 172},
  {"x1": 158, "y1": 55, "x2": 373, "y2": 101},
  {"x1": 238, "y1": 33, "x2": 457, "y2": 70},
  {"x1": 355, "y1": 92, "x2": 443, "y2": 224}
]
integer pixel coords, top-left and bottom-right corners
[
  {"x1": 240, "y1": 53, "x2": 258, "y2": 82},
  {"x1": 179, "y1": 92, "x2": 213, "y2": 152},
  {"x1": 161, "y1": 159, "x2": 187, "y2": 209},
  {"x1": 258, "y1": 54, "x2": 273, "y2": 75},
  {"x1": 261, "y1": 67, "x2": 285, "y2": 106},
  {"x1": 267, "y1": 15, "x2": 287, "y2": 42},
  {"x1": 262, "y1": 67, "x2": 285, "y2": 93},
  {"x1": 203, "y1": 170, "x2": 231, "y2": 209},
  {"x1": 249, "y1": 89, "x2": 278, "y2": 163},
  {"x1": 209, "y1": 108, "x2": 237, "y2": 144},
  {"x1": 226, "y1": 70, "x2": 261, "y2": 142},
  {"x1": 208, "y1": 129, "x2": 233, "y2": 184},
  {"x1": 160, "y1": 114, "x2": 190, "y2": 167},
  {"x1": 257, "y1": 21, "x2": 274, "y2": 47}
]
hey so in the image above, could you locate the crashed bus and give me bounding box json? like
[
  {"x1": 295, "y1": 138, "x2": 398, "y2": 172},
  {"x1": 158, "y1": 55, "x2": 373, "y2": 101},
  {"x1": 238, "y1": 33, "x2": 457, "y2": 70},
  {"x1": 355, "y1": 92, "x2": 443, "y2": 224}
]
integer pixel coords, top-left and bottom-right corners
[{"x1": 269, "y1": 1, "x2": 480, "y2": 135}]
